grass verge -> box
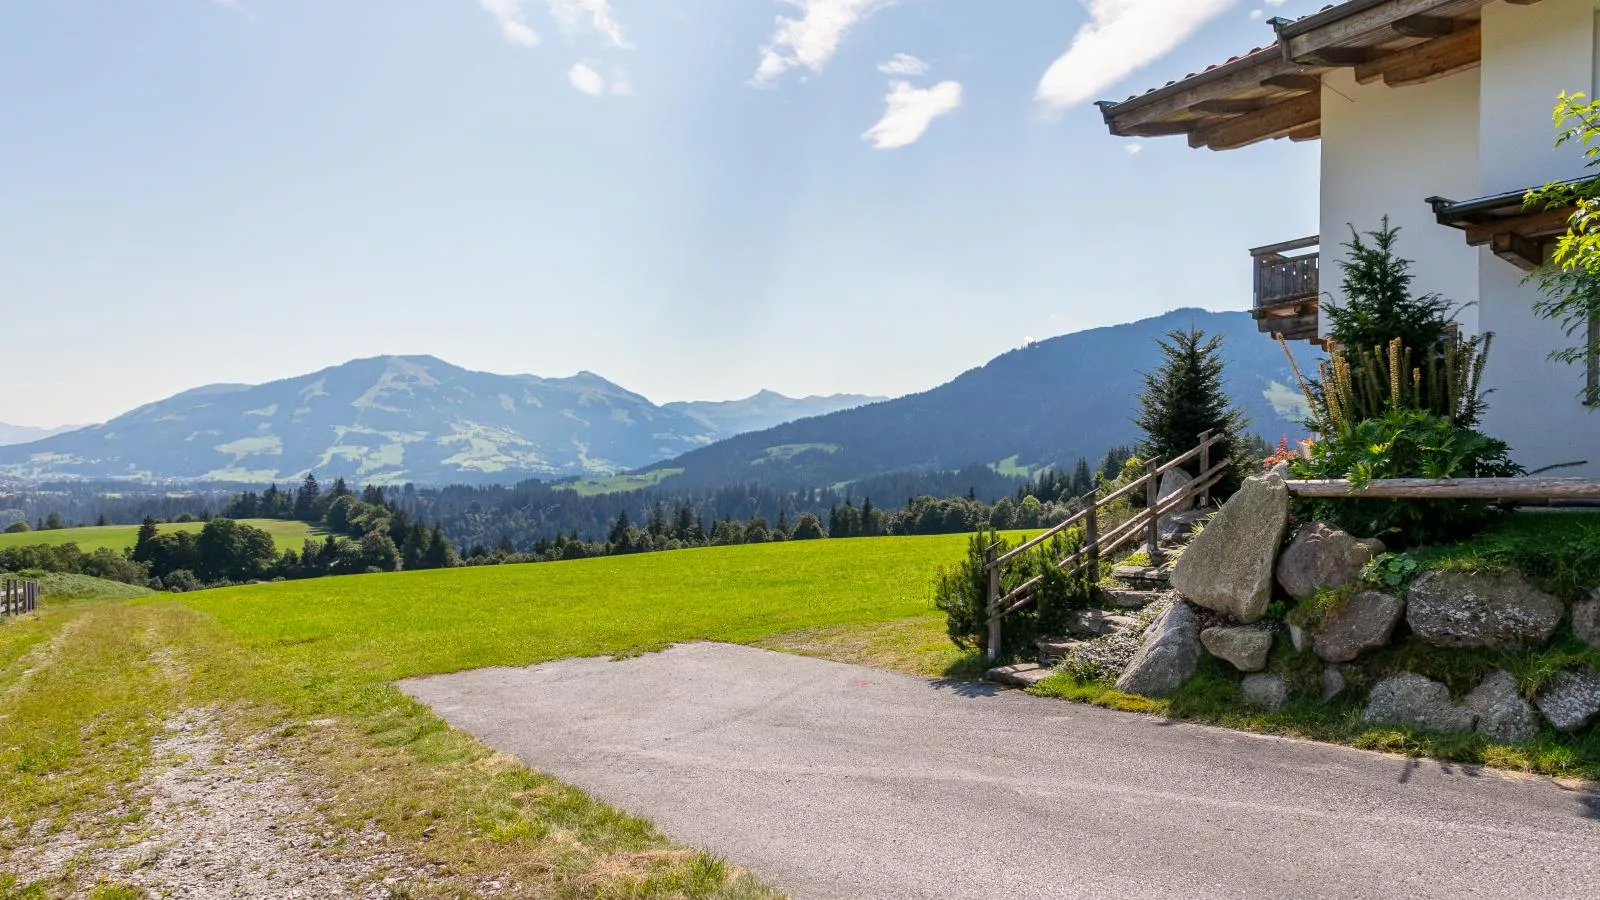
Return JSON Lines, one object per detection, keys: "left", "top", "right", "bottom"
{"left": 1028, "top": 652, "right": 1600, "bottom": 782}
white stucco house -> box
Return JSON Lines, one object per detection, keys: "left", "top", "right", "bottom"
{"left": 1100, "top": 0, "right": 1599, "bottom": 475}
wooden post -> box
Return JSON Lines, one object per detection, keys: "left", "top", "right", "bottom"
{"left": 1083, "top": 490, "right": 1099, "bottom": 580}
{"left": 984, "top": 544, "right": 1001, "bottom": 664}
{"left": 1145, "top": 461, "right": 1163, "bottom": 567}
{"left": 1198, "top": 429, "right": 1213, "bottom": 509}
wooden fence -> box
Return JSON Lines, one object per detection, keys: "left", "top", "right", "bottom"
{"left": 2, "top": 578, "right": 40, "bottom": 618}
{"left": 1285, "top": 477, "right": 1600, "bottom": 501}
{"left": 983, "top": 432, "right": 1227, "bottom": 662}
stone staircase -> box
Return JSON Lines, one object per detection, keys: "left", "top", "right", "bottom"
{"left": 984, "top": 511, "right": 1208, "bottom": 688}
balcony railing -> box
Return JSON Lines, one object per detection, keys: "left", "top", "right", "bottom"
{"left": 1250, "top": 236, "right": 1320, "bottom": 342}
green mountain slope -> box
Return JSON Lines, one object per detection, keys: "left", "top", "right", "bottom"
{"left": 0, "top": 356, "right": 722, "bottom": 484}
{"left": 641, "top": 308, "right": 1321, "bottom": 489}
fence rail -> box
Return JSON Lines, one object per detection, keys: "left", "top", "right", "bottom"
{"left": 2, "top": 578, "right": 40, "bottom": 618}
{"left": 983, "top": 432, "right": 1225, "bottom": 662}
{"left": 1285, "top": 477, "right": 1600, "bottom": 501}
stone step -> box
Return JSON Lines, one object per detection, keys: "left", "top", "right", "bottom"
{"left": 1095, "top": 587, "right": 1168, "bottom": 609}
{"left": 1107, "top": 560, "right": 1171, "bottom": 582}
{"left": 985, "top": 663, "right": 1053, "bottom": 688}
{"left": 1035, "top": 637, "right": 1081, "bottom": 666}
{"left": 1064, "top": 609, "right": 1143, "bottom": 638}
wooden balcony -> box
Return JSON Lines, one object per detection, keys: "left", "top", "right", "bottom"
{"left": 1251, "top": 236, "right": 1320, "bottom": 343}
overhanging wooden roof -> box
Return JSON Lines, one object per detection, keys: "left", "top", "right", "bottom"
{"left": 1099, "top": 0, "right": 1541, "bottom": 151}
{"left": 1429, "top": 180, "right": 1585, "bottom": 270}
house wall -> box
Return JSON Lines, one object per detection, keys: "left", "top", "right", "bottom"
{"left": 1476, "top": 0, "right": 1600, "bottom": 474}
{"left": 1318, "top": 67, "right": 1481, "bottom": 337}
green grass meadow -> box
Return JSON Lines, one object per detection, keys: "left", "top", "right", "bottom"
{"left": 2, "top": 531, "right": 1021, "bottom": 897}
{"left": 183, "top": 532, "right": 1022, "bottom": 680}
{"left": 0, "top": 519, "right": 320, "bottom": 554}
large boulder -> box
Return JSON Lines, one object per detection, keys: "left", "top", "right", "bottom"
{"left": 1114, "top": 602, "right": 1201, "bottom": 698}
{"left": 1406, "top": 571, "right": 1564, "bottom": 649}
{"left": 1573, "top": 591, "right": 1600, "bottom": 652}
{"left": 1200, "top": 626, "right": 1273, "bottom": 672}
{"left": 1241, "top": 673, "right": 1290, "bottom": 711}
{"left": 1362, "top": 673, "right": 1476, "bottom": 734}
{"left": 1463, "top": 670, "right": 1540, "bottom": 744}
{"left": 1534, "top": 668, "right": 1600, "bottom": 734}
{"left": 1169, "top": 473, "right": 1289, "bottom": 624}
{"left": 1313, "top": 590, "right": 1405, "bottom": 663}
{"left": 1276, "top": 522, "right": 1384, "bottom": 600}
{"left": 1157, "top": 467, "right": 1195, "bottom": 512}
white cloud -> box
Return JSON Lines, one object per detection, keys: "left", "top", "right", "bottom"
{"left": 877, "top": 53, "right": 930, "bottom": 76}
{"left": 480, "top": 0, "right": 541, "bottom": 47}
{"left": 1249, "top": 9, "right": 1265, "bottom": 20}
{"left": 544, "top": 0, "right": 631, "bottom": 48}
{"left": 1124, "top": 143, "right": 1143, "bottom": 154}
{"left": 567, "top": 61, "right": 633, "bottom": 97}
{"left": 863, "top": 80, "right": 963, "bottom": 150}
{"left": 754, "top": 0, "right": 890, "bottom": 87}
{"left": 1036, "top": 0, "right": 1239, "bottom": 110}
{"left": 568, "top": 62, "right": 607, "bottom": 96}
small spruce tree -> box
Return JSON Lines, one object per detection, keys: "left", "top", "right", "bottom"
{"left": 1326, "top": 218, "right": 1453, "bottom": 355}
{"left": 1134, "top": 326, "right": 1249, "bottom": 497}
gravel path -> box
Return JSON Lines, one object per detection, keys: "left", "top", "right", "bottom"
{"left": 10, "top": 711, "right": 477, "bottom": 898}
{"left": 400, "top": 642, "right": 1600, "bottom": 900}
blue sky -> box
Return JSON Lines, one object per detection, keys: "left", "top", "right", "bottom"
{"left": 1, "top": 0, "right": 1325, "bottom": 426}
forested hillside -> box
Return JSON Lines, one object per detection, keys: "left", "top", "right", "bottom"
{"left": 641, "top": 309, "right": 1319, "bottom": 490}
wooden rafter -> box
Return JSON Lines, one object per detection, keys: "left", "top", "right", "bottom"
{"left": 1462, "top": 206, "right": 1574, "bottom": 246}
{"left": 1354, "top": 24, "right": 1481, "bottom": 87}
{"left": 1190, "top": 91, "right": 1320, "bottom": 151}
{"left": 1278, "top": 0, "right": 1488, "bottom": 64}
{"left": 1491, "top": 232, "right": 1545, "bottom": 271}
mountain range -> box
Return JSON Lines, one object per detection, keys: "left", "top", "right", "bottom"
{"left": 638, "top": 308, "right": 1320, "bottom": 490}
{"left": 0, "top": 422, "right": 80, "bottom": 447}
{"left": 0, "top": 308, "right": 1319, "bottom": 487}
{"left": 0, "top": 359, "right": 875, "bottom": 484}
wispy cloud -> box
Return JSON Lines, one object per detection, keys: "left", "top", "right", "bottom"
{"left": 567, "top": 61, "right": 632, "bottom": 97}
{"left": 480, "top": 0, "right": 542, "bottom": 47}
{"left": 545, "top": 0, "right": 631, "bottom": 48}
{"left": 877, "top": 53, "right": 929, "bottom": 76}
{"left": 1036, "top": 0, "right": 1238, "bottom": 110}
{"left": 569, "top": 62, "right": 606, "bottom": 96}
{"left": 753, "top": 0, "right": 890, "bottom": 87}
{"left": 863, "top": 80, "right": 963, "bottom": 150}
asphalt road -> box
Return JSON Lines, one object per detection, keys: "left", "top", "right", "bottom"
{"left": 399, "top": 643, "right": 1600, "bottom": 900}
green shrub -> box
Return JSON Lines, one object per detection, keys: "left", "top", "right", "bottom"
{"left": 935, "top": 530, "right": 1091, "bottom": 662}
{"left": 1361, "top": 552, "right": 1420, "bottom": 593}
{"left": 1289, "top": 408, "right": 1522, "bottom": 545}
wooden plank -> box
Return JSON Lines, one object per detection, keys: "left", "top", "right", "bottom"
{"left": 1104, "top": 52, "right": 1308, "bottom": 133}
{"left": 1191, "top": 98, "right": 1268, "bottom": 115}
{"left": 1286, "top": 477, "right": 1600, "bottom": 500}
{"left": 1462, "top": 206, "right": 1575, "bottom": 246}
{"left": 1491, "top": 231, "right": 1545, "bottom": 271}
{"left": 1261, "top": 74, "right": 1322, "bottom": 92}
{"left": 1288, "top": 123, "right": 1322, "bottom": 142}
{"left": 1191, "top": 91, "right": 1320, "bottom": 151}
{"left": 1281, "top": 0, "right": 1478, "bottom": 64}
{"left": 1355, "top": 24, "right": 1480, "bottom": 87}
{"left": 1393, "top": 15, "right": 1463, "bottom": 38}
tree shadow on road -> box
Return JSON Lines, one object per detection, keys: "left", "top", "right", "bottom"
{"left": 930, "top": 678, "right": 1002, "bottom": 699}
